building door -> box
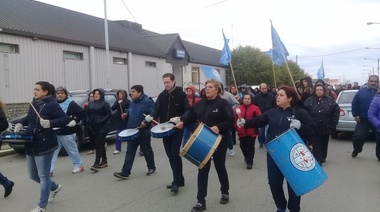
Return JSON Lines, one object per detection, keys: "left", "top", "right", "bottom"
{"left": 172, "top": 66, "right": 183, "bottom": 87}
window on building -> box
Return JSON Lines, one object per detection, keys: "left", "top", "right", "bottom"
{"left": 113, "top": 57, "right": 127, "bottom": 65}
{"left": 0, "top": 43, "right": 19, "bottom": 53}
{"left": 145, "top": 61, "right": 156, "bottom": 68}
{"left": 63, "top": 51, "right": 83, "bottom": 60}
{"left": 191, "top": 67, "right": 200, "bottom": 84}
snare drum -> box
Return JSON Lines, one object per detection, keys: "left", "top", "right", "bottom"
{"left": 118, "top": 129, "right": 139, "bottom": 141}
{"left": 150, "top": 122, "right": 176, "bottom": 138}
{"left": 1, "top": 132, "right": 32, "bottom": 142}
{"left": 180, "top": 123, "right": 221, "bottom": 169}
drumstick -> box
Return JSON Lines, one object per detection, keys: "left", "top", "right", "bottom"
{"left": 235, "top": 108, "right": 241, "bottom": 121}
{"left": 29, "top": 102, "right": 43, "bottom": 120}
{"left": 143, "top": 113, "right": 165, "bottom": 130}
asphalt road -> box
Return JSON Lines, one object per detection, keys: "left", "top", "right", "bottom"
{"left": 0, "top": 133, "right": 379, "bottom": 212}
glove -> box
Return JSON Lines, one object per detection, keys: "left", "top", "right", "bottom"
{"left": 67, "top": 120, "right": 76, "bottom": 127}
{"left": 14, "top": 123, "right": 23, "bottom": 132}
{"left": 145, "top": 115, "right": 153, "bottom": 122}
{"left": 236, "top": 119, "right": 246, "bottom": 128}
{"left": 169, "top": 117, "right": 181, "bottom": 124}
{"left": 40, "top": 118, "right": 50, "bottom": 128}
{"left": 290, "top": 119, "right": 301, "bottom": 129}
{"left": 118, "top": 100, "right": 123, "bottom": 104}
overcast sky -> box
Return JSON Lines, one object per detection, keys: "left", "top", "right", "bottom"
{"left": 38, "top": 0, "right": 380, "bottom": 85}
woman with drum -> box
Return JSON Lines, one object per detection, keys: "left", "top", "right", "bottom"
{"left": 237, "top": 85, "right": 313, "bottom": 212}
{"left": 303, "top": 84, "right": 340, "bottom": 165}
{"left": 177, "top": 78, "right": 234, "bottom": 212}
{"left": 14, "top": 81, "right": 69, "bottom": 212}
{"left": 113, "top": 85, "right": 156, "bottom": 179}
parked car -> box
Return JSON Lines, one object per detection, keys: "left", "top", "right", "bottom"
{"left": 2, "top": 89, "right": 119, "bottom": 154}
{"left": 331, "top": 89, "right": 358, "bottom": 138}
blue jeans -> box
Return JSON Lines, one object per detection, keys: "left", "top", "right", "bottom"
{"left": 51, "top": 133, "right": 83, "bottom": 172}
{"left": 27, "top": 152, "right": 59, "bottom": 208}
{"left": 121, "top": 128, "right": 155, "bottom": 174}
{"left": 0, "top": 171, "right": 11, "bottom": 188}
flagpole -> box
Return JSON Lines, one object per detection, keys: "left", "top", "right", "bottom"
{"left": 271, "top": 60, "right": 277, "bottom": 89}
{"left": 229, "top": 61, "right": 238, "bottom": 90}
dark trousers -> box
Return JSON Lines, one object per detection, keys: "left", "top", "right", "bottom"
{"left": 311, "top": 134, "right": 330, "bottom": 164}
{"left": 163, "top": 129, "right": 185, "bottom": 186}
{"left": 94, "top": 133, "right": 107, "bottom": 164}
{"left": 352, "top": 121, "right": 376, "bottom": 153}
{"left": 122, "top": 129, "right": 155, "bottom": 174}
{"left": 375, "top": 132, "right": 380, "bottom": 157}
{"left": 231, "top": 128, "right": 237, "bottom": 145}
{"left": 267, "top": 153, "right": 300, "bottom": 212}
{"left": 258, "top": 127, "right": 266, "bottom": 145}
{"left": 239, "top": 136, "right": 256, "bottom": 165}
{"left": 197, "top": 141, "right": 229, "bottom": 205}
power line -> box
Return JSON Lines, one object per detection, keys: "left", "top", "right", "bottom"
{"left": 204, "top": 0, "right": 229, "bottom": 8}
{"left": 121, "top": 0, "right": 137, "bottom": 22}
{"left": 298, "top": 43, "right": 380, "bottom": 58}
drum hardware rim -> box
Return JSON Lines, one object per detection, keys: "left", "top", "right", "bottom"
{"left": 199, "top": 135, "right": 221, "bottom": 169}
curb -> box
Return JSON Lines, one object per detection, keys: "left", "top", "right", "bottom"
{"left": 0, "top": 148, "right": 15, "bottom": 157}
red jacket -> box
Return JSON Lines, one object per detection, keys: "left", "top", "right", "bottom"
{"left": 234, "top": 104, "right": 261, "bottom": 137}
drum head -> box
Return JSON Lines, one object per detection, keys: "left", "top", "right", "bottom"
{"left": 119, "top": 129, "right": 139, "bottom": 137}
{"left": 151, "top": 123, "right": 175, "bottom": 133}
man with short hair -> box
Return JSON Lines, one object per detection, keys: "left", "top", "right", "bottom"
{"left": 351, "top": 75, "right": 379, "bottom": 158}
{"left": 252, "top": 83, "right": 276, "bottom": 147}
{"left": 145, "top": 73, "right": 190, "bottom": 193}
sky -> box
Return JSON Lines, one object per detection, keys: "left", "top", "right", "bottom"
{"left": 37, "top": 0, "right": 380, "bottom": 85}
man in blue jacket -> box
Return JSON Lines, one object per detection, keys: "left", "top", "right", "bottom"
{"left": 113, "top": 85, "right": 156, "bottom": 179}
{"left": 351, "top": 75, "right": 379, "bottom": 158}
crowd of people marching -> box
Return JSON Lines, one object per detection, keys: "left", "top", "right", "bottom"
{"left": 0, "top": 74, "right": 379, "bottom": 212}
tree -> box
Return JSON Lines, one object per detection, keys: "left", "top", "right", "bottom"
{"left": 227, "top": 45, "right": 307, "bottom": 87}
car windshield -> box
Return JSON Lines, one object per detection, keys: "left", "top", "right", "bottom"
{"left": 70, "top": 94, "right": 88, "bottom": 108}
{"left": 337, "top": 92, "right": 356, "bottom": 104}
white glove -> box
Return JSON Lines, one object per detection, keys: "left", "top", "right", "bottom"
{"left": 40, "top": 119, "right": 50, "bottom": 128}
{"left": 237, "top": 119, "right": 246, "bottom": 128}
{"left": 14, "top": 123, "right": 23, "bottom": 132}
{"left": 67, "top": 120, "right": 76, "bottom": 127}
{"left": 290, "top": 119, "right": 301, "bottom": 129}
{"left": 145, "top": 115, "right": 153, "bottom": 122}
{"left": 169, "top": 117, "right": 181, "bottom": 124}
{"left": 118, "top": 100, "right": 123, "bottom": 104}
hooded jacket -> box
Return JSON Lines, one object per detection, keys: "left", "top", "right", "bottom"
{"left": 352, "top": 85, "right": 378, "bottom": 122}
{"left": 186, "top": 86, "right": 201, "bottom": 106}
{"left": 127, "top": 93, "right": 154, "bottom": 129}
{"left": 111, "top": 89, "right": 130, "bottom": 129}
{"left": 85, "top": 89, "right": 111, "bottom": 133}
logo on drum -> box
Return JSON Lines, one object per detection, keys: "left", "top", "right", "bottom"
{"left": 289, "top": 143, "right": 315, "bottom": 171}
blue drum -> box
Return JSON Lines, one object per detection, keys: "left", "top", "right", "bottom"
{"left": 1, "top": 132, "right": 32, "bottom": 142}
{"left": 118, "top": 129, "right": 139, "bottom": 141}
{"left": 150, "top": 122, "right": 176, "bottom": 138}
{"left": 265, "top": 128, "right": 327, "bottom": 196}
{"left": 180, "top": 123, "right": 222, "bottom": 169}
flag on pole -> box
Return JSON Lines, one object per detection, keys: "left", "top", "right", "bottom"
{"left": 201, "top": 66, "right": 222, "bottom": 83}
{"left": 271, "top": 22, "right": 289, "bottom": 65}
{"left": 317, "top": 60, "right": 325, "bottom": 79}
{"left": 220, "top": 29, "right": 231, "bottom": 66}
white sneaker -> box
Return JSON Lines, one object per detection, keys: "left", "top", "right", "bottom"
{"left": 113, "top": 150, "right": 121, "bottom": 154}
{"left": 72, "top": 166, "right": 84, "bottom": 174}
{"left": 229, "top": 148, "right": 235, "bottom": 156}
{"left": 30, "top": 206, "right": 46, "bottom": 212}
{"left": 48, "top": 184, "right": 62, "bottom": 202}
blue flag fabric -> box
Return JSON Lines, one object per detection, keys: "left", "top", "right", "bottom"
{"left": 317, "top": 60, "right": 325, "bottom": 79}
{"left": 271, "top": 23, "right": 289, "bottom": 65}
{"left": 220, "top": 30, "right": 231, "bottom": 66}
{"left": 201, "top": 66, "right": 222, "bottom": 83}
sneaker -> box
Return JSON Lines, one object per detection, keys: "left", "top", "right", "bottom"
{"left": 191, "top": 203, "right": 206, "bottom": 212}
{"left": 30, "top": 206, "right": 46, "bottom": 212}
{"left": 229, "top": 148, "right": 235, "bottom": 156}
{"left": 351, "top": 150, "right": 358, "bottom": 157}
{"left": 113, "top": 150, "right": 121, "bottom": 154}
{"left": 220, "top": 194, "right": 229, "bottom": 204}
{"left": 146, "top": 168, "right": 156, "bottom": 176}
{"left": 72, "top": 166, "right": 84, "bottom": 174}
{"left": 48, "top": 184, "right": 62, "bottom": 202}
{"left": 90, "top": 164, "right": 100, "bottom": 172}
{"left": 98, "top": 161, "right": 108, "bottom": 168}
{"left": 113, "top": 172, "right": 129, "bottom": 179}
{"left": 86, "top": 150, "right": 94, "bottom": 155}
{"left": 4, "top": 181, "right": 14, "bottom": 198}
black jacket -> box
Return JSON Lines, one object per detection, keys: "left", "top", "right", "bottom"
{"left": 22, "top": 95, "right": 70, "bottom": 156}
{"left": 182, "top": 96, "right": 234, "bottom": 146}
{"left": 111, "top": 97, "right": 130, "bottom": 129}
{"left": 303, "top": 96, "right": 340, "bottom": 135}
{"left": 56, "top": 98, "right": 85, "bottom": 135}
{"left": 85, "top": 90, "right": 111, "bottom": 134}
{"left": 151, "top": 86, "right": 189, "bottom": 122}
{"left": 252, "top": 92, "right": 276, "bottom": 113}
{"left": 0, "top": 109, "right": 8, "bottom": 132}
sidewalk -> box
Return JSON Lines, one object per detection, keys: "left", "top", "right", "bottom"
{"left": 0, "top": 143, "right": 15, "bottom": 157}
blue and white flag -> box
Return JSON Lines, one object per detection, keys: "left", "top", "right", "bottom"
{"left": 271, "top": 22, "right": 289, "bottom": 66}
{"left": 201, "top": 66, "right": 222, "bottom": 83}
{"left": 317, "top": 60, "right": 325, "bottom": 79}
{"left": 220, "top": 29, "right": 231, "bottom": 66}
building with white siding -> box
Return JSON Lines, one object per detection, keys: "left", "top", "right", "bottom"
{"left": 0, "top": 0, "right": 228, "bottom": 104}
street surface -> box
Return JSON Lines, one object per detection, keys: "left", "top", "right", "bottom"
{"left": 0, "top": 133, "right": 379, "bottom": 212}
